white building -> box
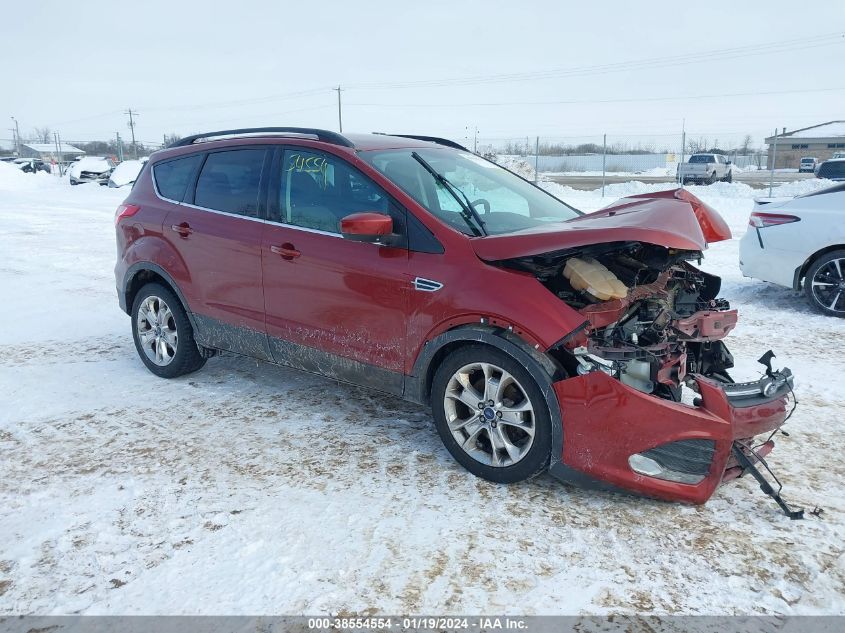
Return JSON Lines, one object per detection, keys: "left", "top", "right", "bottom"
{"left": 19, "top": 143, "right": 85, "bottom": 163}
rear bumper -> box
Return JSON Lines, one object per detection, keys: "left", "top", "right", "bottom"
{"left": 550, "top": 370, "right": 792, "bottom": 504}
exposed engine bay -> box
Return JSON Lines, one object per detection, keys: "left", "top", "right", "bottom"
{"left": 507, "top": 240, "right": 741, "bottom": 401}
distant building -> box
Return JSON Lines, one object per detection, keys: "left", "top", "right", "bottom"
{"left": 765, "top": 121, "right": 845, "bottom": 169}
{"left": 19, "top": 143, "right": 85, "bottom": 163}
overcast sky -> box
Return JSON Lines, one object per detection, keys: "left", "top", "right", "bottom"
{"left": 2, "top": 0, "right": 843, "bottom": 151}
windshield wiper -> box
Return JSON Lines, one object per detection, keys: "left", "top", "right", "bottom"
{"left": 411, "top": 151, "right": 488, "bottom": 237}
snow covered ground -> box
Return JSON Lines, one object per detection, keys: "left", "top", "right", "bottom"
{"left": 0, "top": 164, "right": 843, "bottom": 616}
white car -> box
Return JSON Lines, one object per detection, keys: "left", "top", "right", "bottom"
{"left": 739, "top": 183, "right": 845, "bottom": 317}
{"left": 68, "top": 156, "right": 114, "bottom": 185}
{"left": 107, "top": 158, "right": 147, "bottom": 188}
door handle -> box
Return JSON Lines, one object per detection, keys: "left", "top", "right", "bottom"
{"left": 171, "top": 222, "right": 193, "bottom": 237}
{"left": 270, "top": 243, "right": 301, "bottom": 260}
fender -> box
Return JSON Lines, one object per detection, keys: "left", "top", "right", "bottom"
{"left": 120, "top": 261, "right": 199, "bottom": 332}
{"left": 117, "top": 229, "right": 192, "bottom": 309}
{"left": 404, "top": 324, "right": 564, "bottom": 469}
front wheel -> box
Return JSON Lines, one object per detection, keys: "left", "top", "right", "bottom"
{"left": 131, "top": 282, "right": 207, "bottom": 377}
{"left": 724, "top": 170, "right": 733, "bottom": 183}
{"left": 805, "top": 250, "right": 845, "bottom": 318}
{"left": 431, "top": 345, "right": 553, "bottom": 483}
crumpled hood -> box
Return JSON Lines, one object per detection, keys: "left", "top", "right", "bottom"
{"left": 472, "top": 188, "right": 731, "bottom": 262}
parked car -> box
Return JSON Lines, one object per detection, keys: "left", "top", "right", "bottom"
{"left": 13, "top": 158, "right": 50, "bottom": 173}
{"left": 108, "top": 158, "right": 147, "bottom": 188}
{"left": 68, "top": 156, "right": 114, "bottom": 185}
{"left": 740, "top": 182, "right": 845, "bottom": 317}
{"left": 798, "top": 157, "right": 818, "bottom": 173}
{"left": 114, "top": 128, "right": 800, "bottom": 516}
{"left": 831, "top": 152, "right": 845, "bottom": 159}
{"left": 815, "top": 158, "right": 845, "bottom": 181}
{"left": 678, "top": 153, "right": 733, "bottom": 184}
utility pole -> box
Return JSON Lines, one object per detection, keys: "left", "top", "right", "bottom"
{"left": 333, "top": 86, "right": 343, "bottom": 133}
{"left": 54, "top": 132, "right": 64, "bottom": 176}
{"left": 601, "top": 133, "right": 607, "bottom": 197}
{"left": 534, "top": 136, "right": 540, "bottom": 183}
{"left": 124, "top": 108, "right": 139, "bottom": 159}
{"left": 116, "top": 132, "right": 124, "bottom": 162}
{"left": 678, "top": 118, "right": 686, "bottom": 184}
{"left": 768, "top": 127, "right": 780, "bottom": 197}
{"left": 11, "top": 116, "right": 21, "bottom": 155}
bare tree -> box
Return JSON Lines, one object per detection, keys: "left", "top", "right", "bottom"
{"left": 33, "top": 127, "right": 52, "bottom": 144}
{"left": 740, "top": 134, "right": 753, "bottom": 155}
{"left": 163, "top": 133, "right": 182, "bottom": 147}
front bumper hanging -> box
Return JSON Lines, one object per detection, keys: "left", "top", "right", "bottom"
{"left": 551, "top": 354, "right": 803, "bottom": 517}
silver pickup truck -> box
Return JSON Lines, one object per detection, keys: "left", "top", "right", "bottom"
{"left": 678, "top": 153, "right": 733, "bottom": 184}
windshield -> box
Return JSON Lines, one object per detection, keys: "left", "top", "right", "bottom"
{"left": 360, "top": 148, "right": 581, "bottom": 236}
{"left": 689, "top": 155, "right": 714, "bottom": 163}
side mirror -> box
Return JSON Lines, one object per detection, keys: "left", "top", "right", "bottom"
{"left": 726, "top": 160, "right": 732, "bottom": 165}
{"left": 340, "top": 212, "right": 394, "bottom": 244}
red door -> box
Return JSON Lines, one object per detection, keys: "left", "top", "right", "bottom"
{"left": 163, "top": 147, "right": 270, "bottom": 357}
{"left": 261, "top": 147, "right": 409, "bottom": 392}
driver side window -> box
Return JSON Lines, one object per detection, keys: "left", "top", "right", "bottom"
{"left": 280, "top": 149, "right": 402, "bottom": 235}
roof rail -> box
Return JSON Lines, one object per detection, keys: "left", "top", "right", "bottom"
{"left": 373, "top": 133, "right": 469, "bottom": 152}
{"left": 169, "top": 127, "right": 354, "bottom": 148}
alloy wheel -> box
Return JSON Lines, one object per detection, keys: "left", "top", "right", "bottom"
{"left": 443, "top": 362, "right": 535, "bottom": 467}
{"left": 811, "top": 257, "right": 845, "bottom": 314}
{"left": 136, "top": 295, "right": 178, "bottom": 366}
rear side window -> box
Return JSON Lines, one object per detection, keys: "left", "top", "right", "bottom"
{"left": 689, "top": 155, "right": 713, "bottom": 163}
{"left": 153, "top": 154, "right": 202, "bottom": 201}
{"left": 194, "top": 149, "right": 266, "bottom": 217}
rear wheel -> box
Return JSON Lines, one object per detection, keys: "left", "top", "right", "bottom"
{"left": 708, "top": 171, "right": 717, "bottom": 185}
{"left": 431, "top": 345, "right": 552, "bottom": 483}
{"left": 131, "top": 283, "right": 207, "bottom": 377}
{"left": 804, "top": 250, "right": 845, "bottom": 318}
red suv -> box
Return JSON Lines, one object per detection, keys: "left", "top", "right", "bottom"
{"left": 115, "top": 128, "right": 800, "bottom": 516}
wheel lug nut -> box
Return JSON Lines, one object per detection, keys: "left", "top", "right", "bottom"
{"left": 478, "top": 403, "right": 485, "bottom": 409}
{"left": 487, "top": 400, "right": 494, "bottom": 406}
{"left": 496, "top": 411, "right": 502, "bottom": 418}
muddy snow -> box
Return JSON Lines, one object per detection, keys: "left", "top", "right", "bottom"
{"left": 0, "top": 165, "right": 843, "bottom": 615}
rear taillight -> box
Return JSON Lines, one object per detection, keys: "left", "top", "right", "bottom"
{"left": 114, "top": 203, "right": 140, "bottom": 226}
{"left": 749, "top": 212, "right": 800, "bottom": 228}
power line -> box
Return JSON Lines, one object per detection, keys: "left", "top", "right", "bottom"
{"left": 346, "top": 31, "right": 844, "bottom": 90}
{"left": 346, "top": 85, "right": 845, "bottom": 109}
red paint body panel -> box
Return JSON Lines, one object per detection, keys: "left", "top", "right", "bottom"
{"left": 472, "top": 197, "right": 708, "bottom": 262}
{"left": 554, "top": 372, "right": 789, "bottom": 504}
{"left": 621, "top": 188, "right": 732, "bottom": 244}
{"left": 163, "top": 205, "right": 265, "bottom": 332}
{"left": 262, "top": 223, "right": 409, "bottom": 371}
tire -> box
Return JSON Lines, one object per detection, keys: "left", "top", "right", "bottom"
{"left": 430, "top": 344, "right": 553, "bottom": 484}
{"left": 804, "top": 250, "right": 845, "bottom": 318}
{"left": 131, "top": 282, "right": 207, "bottom": 377}
{"left": 708, "top": 171, "right": 717, "bottom": 185}
{"left": 724, "top": 170, "right": 733, "bottom": 183}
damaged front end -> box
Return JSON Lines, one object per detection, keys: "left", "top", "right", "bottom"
{"left": 499, "top": 221, "right": 800, "bottom": 516}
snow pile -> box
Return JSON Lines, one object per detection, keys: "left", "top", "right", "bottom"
{"left": 0, "top": 161, "right": 62, "bottom": 192}
{"left": 494, "top": 155, "right": 536, "bottom": 180}
{"left": 541, "top": 177, "right": 838, "bottom": 205}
